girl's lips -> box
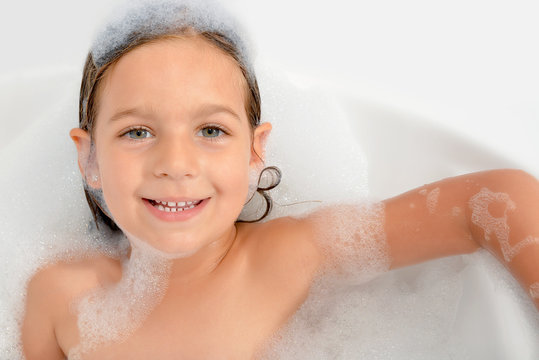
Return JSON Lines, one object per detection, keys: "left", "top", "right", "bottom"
{"left": 143, "top": 197, "right": 209, "bottom": 222}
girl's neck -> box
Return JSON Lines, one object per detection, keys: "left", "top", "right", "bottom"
{"left": 124, "top": 225, "right": 239, "bottom": 286}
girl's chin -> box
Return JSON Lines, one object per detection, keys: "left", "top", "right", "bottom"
{"left": 123, "top": 230, "right": 202, "bottom": 260}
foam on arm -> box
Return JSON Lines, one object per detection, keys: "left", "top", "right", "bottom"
{"left": 384, "top": 169, "right": 539, "bottom": 309}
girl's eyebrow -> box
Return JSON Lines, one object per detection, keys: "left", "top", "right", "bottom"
{"left": 108, "top": 104, "right": 241, "bottom": 123}
{"left": 108, "top": 107, "right": 155, "bottom": 123}
{"left": 195, "top": 103, "right": 241, "bottom": 122}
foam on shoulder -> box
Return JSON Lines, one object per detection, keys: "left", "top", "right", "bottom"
{"left": 69, "top": 241, "right": 171, "bottom": 358}
{"left": 304, "top": 202, "right": 390, "bottom": 285}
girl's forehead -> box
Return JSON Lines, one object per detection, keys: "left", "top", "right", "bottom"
{"left": 104, "top": 37, "right": 246, "bottom": 104}
{"left": 111, "top": 36, "right": 244, "bottom": 84}
{"left": 96, "top": 36, "right": 248, "bottom": 123}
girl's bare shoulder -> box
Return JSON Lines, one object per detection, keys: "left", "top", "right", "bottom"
{"left": 28, "top": 254, "right": 122, "bottom": 301}
{"left": 22, "top": 254, "right": 122, "bottom": 359}
{"left": 24, "top": 254, "right": 122, "bottom": 326}
{"left": 237, "top": 216, "right": 323, "bottom": 285}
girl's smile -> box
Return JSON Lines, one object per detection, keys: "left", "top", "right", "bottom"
{"left": 143, "top": 197, "right": 209, "bottom": 222}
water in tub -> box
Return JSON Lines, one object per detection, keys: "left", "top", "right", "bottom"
{"left": 1, "top": 0, "right": 538, "bottom": 359}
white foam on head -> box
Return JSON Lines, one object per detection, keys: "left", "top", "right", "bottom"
{"left": 69, "top": 241, "right": 171, "bottom": 358}
{"left": 452, "top": 206, "right": 462, "bottom": 217}
{"left": 469, "top": 187, "right": 539, "bottom": 262}
{"left": 91, "top": 0, "right": 253, "bottom": 73}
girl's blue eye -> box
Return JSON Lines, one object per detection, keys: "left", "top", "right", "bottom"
{"left": 200, "top": 127, "right": 222, "bottom": 138}
{"left": 126, "top": 128, "right": 152, "bottom": 139}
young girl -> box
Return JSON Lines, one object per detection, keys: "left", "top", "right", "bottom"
{"left": 20, "top": 0, "right": 539, "bottom": 358}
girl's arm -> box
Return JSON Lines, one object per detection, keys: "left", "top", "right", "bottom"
{"left": 21, "top": 269, "right": 67, "bottom": 360}
{"left": 383, "top": 169, "right": 539, "bottom": 309}
{"left": 300, "top": 169, "right": 538, "bottom": 309}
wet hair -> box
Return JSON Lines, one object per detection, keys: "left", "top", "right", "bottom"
{"left": 78, "top": 19, "right": 280, "bottom": 231}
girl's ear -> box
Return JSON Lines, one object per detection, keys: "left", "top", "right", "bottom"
{"left": 69, "top": 128, "right": 101, "bottom": 189}
{"left": 250, "top": 122, "right": 272, "bottom": 167}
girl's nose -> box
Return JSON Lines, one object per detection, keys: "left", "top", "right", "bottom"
{"left": 151, "top": 134, "right": 200, "bottom": 180}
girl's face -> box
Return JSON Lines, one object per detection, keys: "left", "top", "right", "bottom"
{"left": 74, "top": 36, "right": 269, "bottom": 256}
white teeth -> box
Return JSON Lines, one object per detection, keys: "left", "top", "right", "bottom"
{"left": 155, "top": 200, "right": 193, "bottom": 207}
{"left": 152, "top": 199, "right": 202, "bottom": 212}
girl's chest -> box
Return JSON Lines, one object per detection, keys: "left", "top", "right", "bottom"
{"left": 62, "top": 270, "right": 310, "bottom": 359}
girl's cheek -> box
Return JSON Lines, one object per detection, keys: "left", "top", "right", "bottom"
{"left": 217, "top": 154, "right": 250, "bottom": 192}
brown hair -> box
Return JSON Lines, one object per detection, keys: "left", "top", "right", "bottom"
{"left": 78, "top": 29, "right": 279, "bottom": 231}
